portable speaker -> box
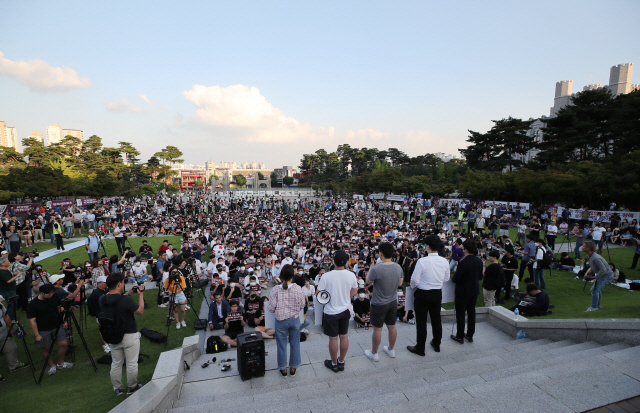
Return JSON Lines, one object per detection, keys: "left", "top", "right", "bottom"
{"left": 236, "top": 332, "right": 265, "bottom": 381}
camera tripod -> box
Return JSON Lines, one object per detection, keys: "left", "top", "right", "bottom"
{"left": 96, "top": 232, "right": 110, "bottom": 259}
{"left": 37, "top": 300, "right": 98, "bottom": 385}
{"left": 185, "top": 261, "right": 210, "bottom": 306}
{"left": 0, "top": 296, "right": 37, "bottom": 384}
{"left": 164, "top": 278, "right": 203, "bottom": 346}
{"left": 556, "top": 231, "right": 574, "bottom": 259}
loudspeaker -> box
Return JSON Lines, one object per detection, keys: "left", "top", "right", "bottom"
{"left": 236, "top": 332, "right": 265, "bottom": 381}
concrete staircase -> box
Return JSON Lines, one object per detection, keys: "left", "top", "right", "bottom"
{"left": 168, "top": 320, "right": 640, "bottom": 413}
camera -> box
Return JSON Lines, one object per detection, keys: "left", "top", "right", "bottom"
{"left": 169, "top": 269, "right": 182, "bottom": 282}
{"left": 26, "top": 248, "right": 40, "bottom": 258}
{"left": 124, "top": 250, "right": 136, "bottom": 259}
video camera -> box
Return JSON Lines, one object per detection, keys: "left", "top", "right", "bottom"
{"left": 169, "top": 269, "right": 182, "bottom": 282}
{"left": 25, "top": 248, "right": 40, "bottom": 258}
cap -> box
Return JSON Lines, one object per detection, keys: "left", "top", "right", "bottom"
{"left": 49, "top": 274, "right": 65, "bottom": 284}
{"left": 97, "top": 275, "right": 107, "bottom": 283}
{"left": 333, "top": 250, "right": 349, "bottom": 266}
{"left": 1, "top": 250, "right": 7, "bottom": 255}
{"left": 89, "top": 229, "right": 95, "bottom": 233}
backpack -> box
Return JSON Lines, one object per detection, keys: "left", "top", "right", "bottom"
{"left": 539, "top": 248, "right": 553, "bottom": 270}
{"left": 206, "top": 335, "right": 225, "bottom": 354}
{"left": 98, "top": 295, "right": 127, "bottom": 344}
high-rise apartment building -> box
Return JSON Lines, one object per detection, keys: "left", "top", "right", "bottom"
{"left": 29, "top": 131, "right": 44, "bottom": 143}
{"left": 46, "top": 123, "right": 84, "bottom": 145}
{"left": 0, "top": 122, "right": 20, "bottom": 152}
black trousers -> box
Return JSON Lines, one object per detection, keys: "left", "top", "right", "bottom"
{"left": 496, "top": 272, "right": 514, "bottom": 301}
{"left": 414, "top": 289, "right": 443, "bottom": 349}
{"left": 55, "top": 234, "right": 64, "bottom": 250}
{"left": 519, "top": 260, "right": 533, "bottom": 281}
{"left": 546, "top": 235, "right": 557, "bottom": 250}
{"left": 454, "top": 295, "right": 477, "bottom": 339}
{"left": 631, "top": 253, "right": 639, "bottom": 269}
{"left": 115, "top": 237, "right": 125, "bottom": 255}
{"left": 16, "top": 278, "right": 29, "bottom": 311}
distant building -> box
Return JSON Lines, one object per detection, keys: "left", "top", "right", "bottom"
{"left": 171, "top": 163, "right": 205, "bottom": 171}
{"left": 273, "top": 166, "right": 295, "bottom": 179}
{"left": 433, "top": 152, "right": 459, "bottom": 163}
{"left": 0, "top": 122, "right": 19, "bottom": 152}
{"left": 46, "top": 123, "right": 84, "bottom": 145}
{"left": 179, "top": 170, "right": 208, "bottom": 191}
{"left": 29, "top": 131, "right": 44, "bottom": 144}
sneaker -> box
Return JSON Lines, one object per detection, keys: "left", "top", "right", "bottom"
{"left": 56, "top": 362, "right": 74, "bottom": 369}
{"left": 364, "top": 350, "right": 379, "bottom": 361}
{"left": 585, "top": 307, "right": 598, "bottom": 312}
{"left": 114, "top": 388, "right": 125, "bottom": 396}
{"left": 408, "top": 319, "right": 415, "bottom": 325}
{"left": 383, "top": 345, "right": 396, "bottom": 358}
{"left": 302, "top": 328, "right": 309, "bottom": 334}
{"left": 289, "top": 368, "right": 297, "bottom": 377}
{"left": 47, "top": 366, "right": 57, "bottom": 375}
{"left": 575, "top": 276, "right": 579, "bottom": 280}
{"left": 337, "top": 360, "right": 345, "bottom": 371}
{"left": 176, "top": 322, "right": 181, "bottom": 330}
{"left": 181, "top": 320, "right": 187, "bottom": 327}
{"left": 9, "top": 362, "right": 30, "bottom": 372}
{"left": 185, "top": 305, "right": 191, "bottom": 310}
{"left": 324, "top": 359, "right": 340, "bottom": 373}
{"left": 127, "top": 384, "right": 143, "bottom": 395}
{"left": 102, "top": 344, "right": 111, "bottom": 353}
{"left": 158, "top": 303, "right": 168, "bottom": 308}
{"left": 279, "top": 369, "right": 288, "bottom": 378}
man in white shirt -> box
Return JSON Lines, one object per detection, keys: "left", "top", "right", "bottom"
{"left": 317, "top": 250, "right": 358, "bottom": 373}
{"left": 591, "top": 222, "right": 606, "bottom": 254}
{"left": 407, "top": 235, "right": 450, "bottom": 355}
{"left": 113, "top": 223, "right": 126, "bottom": 255}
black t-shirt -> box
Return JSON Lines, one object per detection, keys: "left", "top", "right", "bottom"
{"left": 223, "top": 286, "right": 242, "bottom": 300}
{"left": 99, "top": 293, "right": 139, "bottom": 334}
{"left": 560, "top": 256, "right": 576, "bottom": 266}
{"left": 55, "top": 286, "right": 69, "bottom": 301}
{"left": 483, "top": 263, "right": 504, "bottom": 291}
{"left": 353, "top": 298, "right": 370, "bottom": 317}
{"left": 244, "top": 296, "right": 261, "bottom": 314}
{"left": 530, "top": 224, "right": 540, "bottom": 238}
{"left": 27, "top": 295, "right": 62, "bottom": 331}
{"left": 501, "top": 256, "right": 519, "bottom": 277}
{"left": 89, "top": 287, "right": 108, "bottom": 316}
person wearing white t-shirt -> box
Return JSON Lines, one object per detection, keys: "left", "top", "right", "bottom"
{"left": 546, "top": 221, "right": 558, "bottom": 251}
{"left": 591, "top": 222, "right": 606, "bottom": 253}
{"left": 316, "top": 250, "right": 358, "bottom": 373}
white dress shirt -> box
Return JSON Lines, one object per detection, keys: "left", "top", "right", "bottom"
{"left": 410, "top": 253, "right": 451, "bottom": 290}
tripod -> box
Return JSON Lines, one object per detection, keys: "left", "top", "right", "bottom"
{"left": 0, "top": 297, "right": 37, "bottom": 384}
{"left": 163, "top": 275, "right": 203, "bottom": 346}
{"left": 37, "top": 300, "right": 98, "bottom": 385}
{"left": 186, "top": 261, "right": 210, "bottom": 307}
{"left": 97, "top": 233, "right": 110, "bottom": 258}
{"left": 557, "top": 232, "right": 574, "bottom": 259}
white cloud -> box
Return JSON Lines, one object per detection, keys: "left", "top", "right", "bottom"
{"left": 0, "top": 51, "right": 90, "bottom": 92}
{"left": 183, "top": 84, "right": 334, "bottom": 143}
{"left": 138, "top": 94, "right": 152, "bottom": 105}
{"left": 104, "top": 98, "right": 143, "bottom": 113}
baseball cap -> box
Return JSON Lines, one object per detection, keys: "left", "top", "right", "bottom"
{"left": 96, "top": 275, "right": 107, "bottom": 283}
{"left": 333, "top": 250, "right": 349, "bottom": 266}
{"left": 49, "top": 274, "right": 65, "bottom": 284}
{"left": 89, "top": 229, "right": 95, "bottom": 233}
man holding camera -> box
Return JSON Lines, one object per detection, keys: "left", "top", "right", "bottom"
{"left": 0, "top": 257, "right": 20, "bottom": 320}
{"left": 100, "top": 272, "right": 145, "bottom": 395}
{"left": 26, "top": 284, "right": 73, "bottom": 376}
{"left": 9, "top": 251, "right": 34, "bottom": 312}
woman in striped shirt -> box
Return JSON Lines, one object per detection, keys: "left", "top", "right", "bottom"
{"left": 268, "top": 264, "right": 305, "bottom": 378}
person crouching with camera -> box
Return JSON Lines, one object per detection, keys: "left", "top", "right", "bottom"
{"left": 164, "top": 269, "right": 188, "bottom": 329}
{"left": 26, "top": 284, "right": 73, "bottom": 376}
{"left": 99, "top": 272, "right": 144, "bottom": 396}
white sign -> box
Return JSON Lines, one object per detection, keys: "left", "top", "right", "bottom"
{"left": 264, "top": 308, "right": 305, "bottom": 329}
{"left": 387, "top": 194, "right": 406, "bottom": 202}
{"left": 369, "top": 193, "right": 385, "bottom": 200}
{"left": 313, "top": 296, "right": 324, "bottom": 325}
{"left": 404, "top": 280, "right": 455, "bottom": 311}
{"left": 353, "top": 194, "right": 364, "bottom": 200}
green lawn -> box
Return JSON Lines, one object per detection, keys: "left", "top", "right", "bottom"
{"left": 1, "top": 235, "right": 207, "bottom": 413}
{"left": 441, "top": 227, "right": 640, "bottom": 319}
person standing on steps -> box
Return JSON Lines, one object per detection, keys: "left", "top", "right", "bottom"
{"left": 317, "top": 250, "right": 358, "bottom": 373}
{"left": 450, "top": 239, "right": 483, "bottom": 345}
{"left": 406, "top": 235, "right": 450, "bottom": 355}
{"left": 363, "top": 242, "right": 404, "bottom": 361}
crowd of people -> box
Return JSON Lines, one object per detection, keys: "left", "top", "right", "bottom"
{"left": 0, "top": 192, "right": 635, "bottom": 387}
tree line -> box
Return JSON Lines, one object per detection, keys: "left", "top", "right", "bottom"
{"left": 0, "top": 135, "right": 185, "bottom": 202}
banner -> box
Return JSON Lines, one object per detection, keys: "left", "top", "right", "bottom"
{"left": 369, "top": 193, "right": 385, "bottom": 200}
{"left": 76, "top": 198, "right": 101, "bottom": 207}
{"left": 387, "top": 194, "right": 406, "bottom": 202}
{"left": 508, "top": 202, "right": 530, "bottom": 211}
{"left": 0, "top": 203, "right": 40, "bottom": 215}
{"left": 440, "top": 198, "right": 465, "bottom": 205}
{"left": 102, "top": 196, "right": 118, "bottom": 204}
{"left": 46, "top": 199, "right": 73, "bottom": 209}
{"left": 556, "top": 208, "right": 639, "bottom": 223}
{"left": 353, "top": 194, "right": 364, "bottom": 200}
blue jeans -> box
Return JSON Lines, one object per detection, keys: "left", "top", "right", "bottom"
{"left": 590, "top": 273, "right": 614, "bottom": 308}
{"left": 300, "top": 317, "right": 310, "bottom": 330}
{"left": 575, "top": 243, "right": 583, "bottom": 259}
{"left": 49, "top": 231, "right": 55, "bottom": 244}
{"left": 275, "top": 316, "right": 301, "bottom": 370}
{"left": 533, "top": 267, "right": 546, "bottom": 289}
{"left": 133, "top": 274, "right": 149, "bottom": 283}
{"left": 516, "top": 232, "right": 525, "bottom": 245}
{"left": 490, "top": 229, "right": 497, "bottom": 237}
{"left": 88, "top": 251, "right": 99, "bottom": 263}
{"left": 65, "top": 226, "right": 73, "bottom": 238}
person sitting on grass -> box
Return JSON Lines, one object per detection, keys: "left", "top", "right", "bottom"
{"left": 620, "top": 230, "right": 633, "bottom": 246}
{"left": 221, "top": 301, "right": 245, "bottom": 348}
{"left": 510, "top": 284, "right": 549, "bottom": 317}
{"left": 551, "top": 252, "right": 576, "bottom": 271}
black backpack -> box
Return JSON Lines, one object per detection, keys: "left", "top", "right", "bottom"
{"left": 206, "top": 335, "right": 225, "bottom": 354}
{"left": 98, "top": 295, "right": 127, "bottom": 345}
{"left": 539, "top": 248, "right": 553, "bottom": 270}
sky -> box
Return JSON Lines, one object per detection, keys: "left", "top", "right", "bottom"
{"left": 1, "top": 0, "right": 639, "bottom": 168}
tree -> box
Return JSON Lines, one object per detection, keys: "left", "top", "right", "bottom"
{"left": 0, "top": 146, "right": 24, "bottom": 165}
{"left": 257, "top": 172, "right": 265, "bottom": 180}
{"left": 270, "top": 172, "right": 279, "bottom": 187}
{"left": 118, "top": 141, "right": 141, "bottom": 165}
{"left": 461, "top": 117, "right": 534, "bottom": 172}
{"left": 22, "top": 138, "right": 46, "bottom": 167}
{"left": 234, "top": 174, "right": 247, "bottom": 187}
{"left": 282, "top": 176, "right": 294, "bottom": 186}
{"left": 61, "top": 135, "right": 83, "bottom": 158}
{"left": 82, "top": 135, "right": 103, "bottom": 153}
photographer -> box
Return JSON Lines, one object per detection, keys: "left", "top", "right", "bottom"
{"left": 31, "top": 264, "right": 51, "bottom": 294}
{"left": 0, "top": 296, "right": 30, "bottom": 380}
{"left": 88, "top": 275, "right": 111, "bottom": 353}
{"left": 163, "top": 268, "right": 188, "bottom": 329}
{"left": 49, "top": 274, "right": 86, "bottom": 301}
{"left": 26, "top": 284, "right": 73, "bottom": 376}
{"left": 9, "top": 251, "right": 35, "bottom": 312}
{"left": 99, "top": 272, "right": 144, "bottom": 395}
{"left": 85, "top": 229, "right": 100, "bottom": 263}
{"left": 0, "top": 257, "right": 20, "bottom": 320}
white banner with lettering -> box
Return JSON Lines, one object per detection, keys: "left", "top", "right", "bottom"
{"left": 556, "top": 208, "right": 639, "bottom": 223}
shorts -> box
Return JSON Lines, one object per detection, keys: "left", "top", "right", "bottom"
{"left": 174, "top": 291, "right": 187, "bottom": 304}
{"left": 370, "top": 301, "right": 397, "bottom": 328}
{"left": 322, "top": 309, "right": 350, "bottom": 337}
{"left": 74, "top": 223, "right": 81, "bottom": 228}
{"left": 35, "top": 327, "right": 67, "bottom": 348}
{"left": 225, "top": 331, "right": 241, "bottom": 340}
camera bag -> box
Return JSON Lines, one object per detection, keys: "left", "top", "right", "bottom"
{"left": 140, "top": 327, "right": 167, "bottom": 344}
{"left": 194, "top": 318, "right": 208, "bottom": 330}
{"left": 206, "top": 335, "right": 225, "bottom": 353}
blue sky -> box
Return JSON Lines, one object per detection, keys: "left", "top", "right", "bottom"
{"left": 1, "top": 0, "right": 639, "bottom": 168}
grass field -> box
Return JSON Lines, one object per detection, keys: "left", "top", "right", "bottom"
{"left": 441, "top": 228, "right": 640, "bottom": 319}
{"left": 1, "top": 236, "right": 204, "bottom": 413}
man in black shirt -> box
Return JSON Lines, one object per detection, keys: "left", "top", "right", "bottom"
{"left": 529, "top": 219, "right": 541, "bottom": 241}
{"left": 99, "top": 272, "right": 145, "bottom": 395}
{"left": 497, "top": 248, "right": 518, "bottom": 303}
{"left": 482, "top": 251, "right": 504, "bottom": 308}
{"left": 511, "top": 284, "right": 549, "bottom": 316}
{"left": 88, "top": 275, "right": 111, "bottom": 353}
{"left": 26, "top": 284, "right": 72, "bottom": 376}
{"left": 49, "top": 274, "right": 86, "bottom": 301}
{"left": 451, "top": 240, "right": 483, "bottom": 344}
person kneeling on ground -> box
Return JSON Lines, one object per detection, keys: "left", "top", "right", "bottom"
{"left": 510, "top": 284, "right": 549, "bottom": 316}
{"left": 221, "top": 301, "right": 245, "bottom": 348}
{"left": 353, "top": 288, "right": 371, "bottom": 328}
